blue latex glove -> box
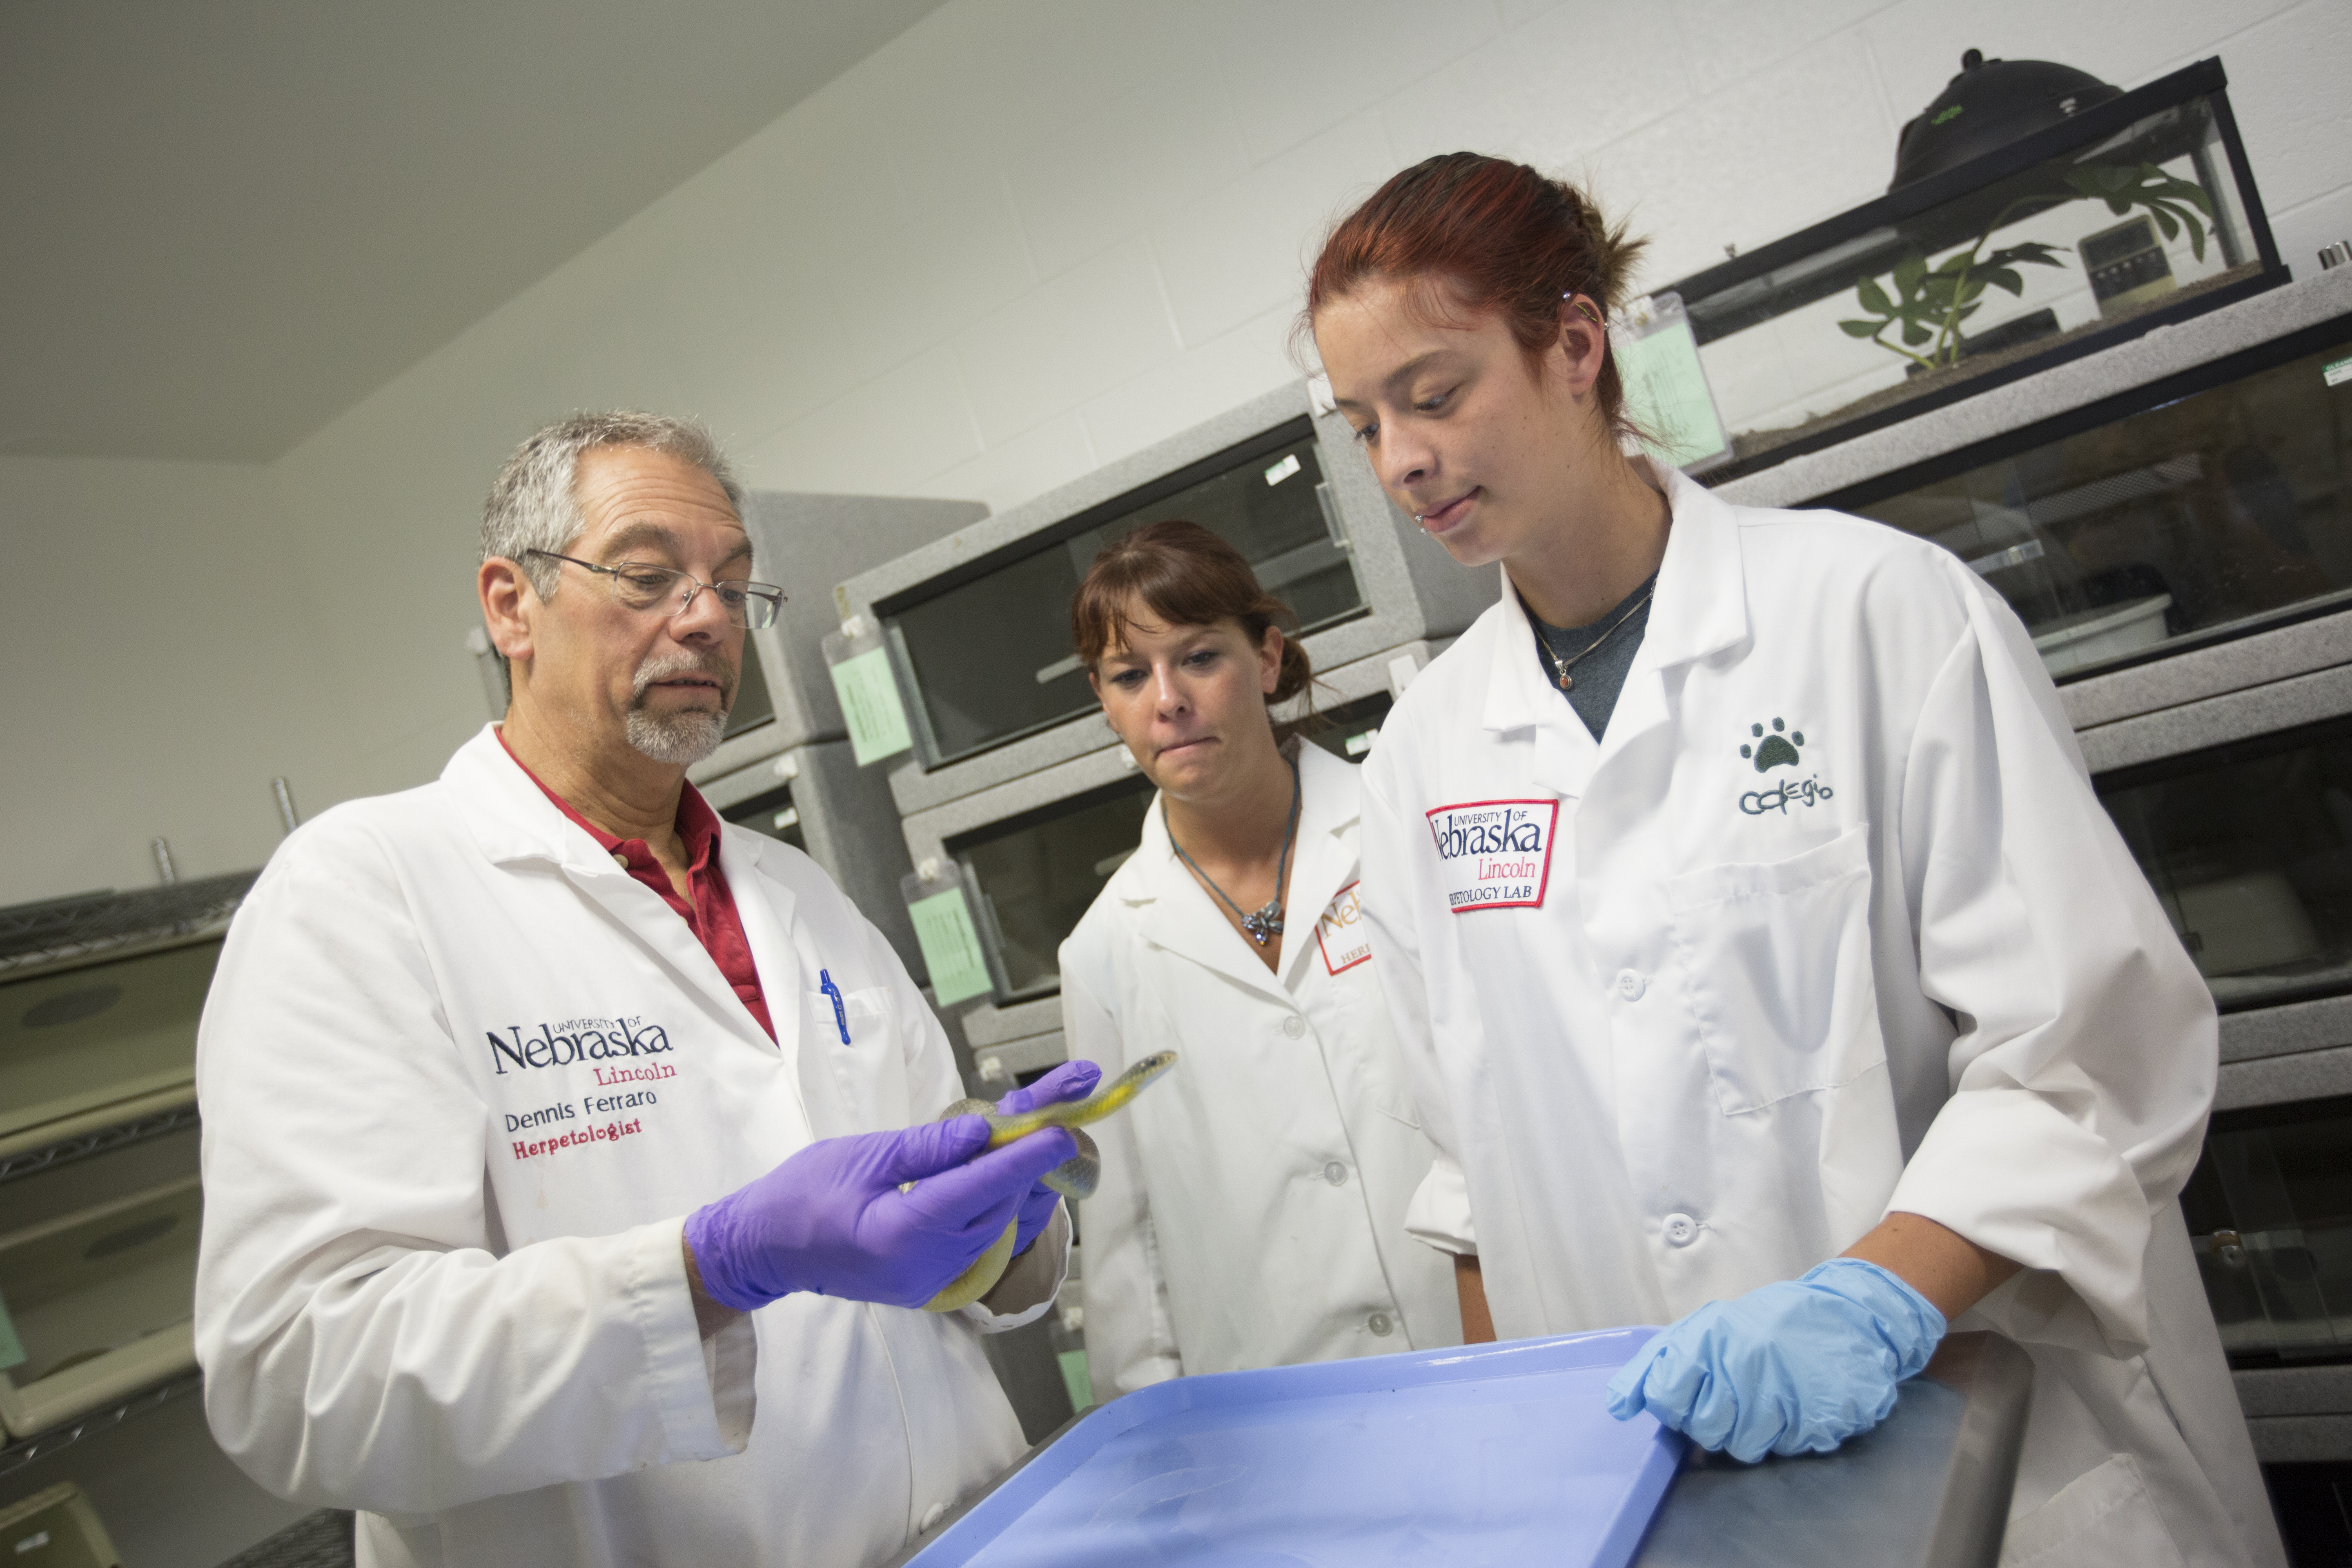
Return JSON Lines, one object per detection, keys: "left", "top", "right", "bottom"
{"left": 684, "top": 1117, "right": 1077, "bottom": 1312}
{"left": 995, "top": 1060, "right": 1101, "bottom": 1254}
{"left": 1604, "top": 1258, "right": 1946, "bottom": 1462}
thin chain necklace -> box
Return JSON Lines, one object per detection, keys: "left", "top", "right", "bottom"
{"left": 1527, "top": 585, "right": 1655, "bottom": 691}
{"left": 1165, "top": 755, "right": 1301, "bottom": 947}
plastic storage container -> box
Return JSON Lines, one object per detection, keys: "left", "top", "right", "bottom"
{"left": 0, "top": 1483, "right": 122, "bottom": 1568}
{"left": 0, "top": 1173, "right": 201, "bottom": 1438}
{"left": 893, "top": 1328, "right": 1681, "bottom": 1568}
{"left": 1662, "top": 56, "right": 2282, "bottom": 483}
{"left": 0, "top": 933, "right": 224, "bottom": 1165}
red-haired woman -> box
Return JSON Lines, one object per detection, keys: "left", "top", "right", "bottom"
{"left": 1058, "top": 521, "right": 1460, "bottom": 1399}
{"left": 1310, "top": 153, "right": 2277, "bottom": 1566}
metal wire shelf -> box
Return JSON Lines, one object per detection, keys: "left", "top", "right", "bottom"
{"left": 0, "top": 872, "right": 256, "bottom": 972}
{"left": 0, "top": 1370, "right": 204, "bottom": 1477}
{"left": 0, "top": 1104, "right": 203, "bottom": 1188}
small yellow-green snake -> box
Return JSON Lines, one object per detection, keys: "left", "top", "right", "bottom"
{"left": 922, "top": 1050, "right": 1178, "bottom": 1312}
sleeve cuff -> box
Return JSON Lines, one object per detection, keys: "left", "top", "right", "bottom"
{"left": 1886, "top": 1090, "right": 2153, "bottom": 1356}
{"left": 1404, "top": 1158, "right": 1477, "bottom": 1257}
{"left": 963, "top": 1204, "right": 1069, "bottom": 1332}
{"left": 637, "top": 1218, "right": 752, "bottom": 1460}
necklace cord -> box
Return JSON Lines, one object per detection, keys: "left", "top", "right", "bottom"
{"left": 1165, "top": 754, "right": 1301, "bottom": 947}
{"left": 1529, "top": 584, "right": 1655, "bottom": 690}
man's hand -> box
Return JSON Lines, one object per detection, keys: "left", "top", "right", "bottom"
{"left": 993, "top": 1060, "right": 1101, "bottom": 1255}
{"left": 682, "top": 1119, "right": 1076, "bottom": 1312}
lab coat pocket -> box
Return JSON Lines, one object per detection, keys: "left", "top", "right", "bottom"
{"left": 1664, "top": 826, "right": 1886, "bottom": 1116}
{"left": 1998, "top": 1453, "right": 2188, "bottom": 1568}
{"left": 802, "top": 984, "right": 909, "bottom": 1131}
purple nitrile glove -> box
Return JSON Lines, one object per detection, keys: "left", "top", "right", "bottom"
{"left": 684, "top": 1117, "right": 1077, "bottom": 1312}
{"left": 1604, "top": 1258, "right": 1946, "bottom": 1463}
{"left": 996, "top": 1060, "right": 1102, "bottom": 1254}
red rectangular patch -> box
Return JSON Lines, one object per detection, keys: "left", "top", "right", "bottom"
{"left": 1314, "top": 880, "right": 1372, "bottom": 975}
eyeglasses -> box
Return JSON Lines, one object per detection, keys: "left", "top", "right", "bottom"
{"left": 526, "top": 550, "right": 786, "bottom": 630}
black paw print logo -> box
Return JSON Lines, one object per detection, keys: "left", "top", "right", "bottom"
{"left": 1741, "top": 718, "right": 1804, "bottom": 773}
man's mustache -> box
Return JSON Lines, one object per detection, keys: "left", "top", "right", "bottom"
{"left": 630, "top": 651, "right": 735, "bottom": 707}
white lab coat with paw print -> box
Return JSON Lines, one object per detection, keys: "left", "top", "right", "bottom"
{"left": 194, "top": 727, "right": 1059, "bottom": 1568}
{"left": 1062, "top": 741, "right": 1461, "bottom": 1399}
{"left": 1360, "top": 462, "right": 2281, "bottom": 1568}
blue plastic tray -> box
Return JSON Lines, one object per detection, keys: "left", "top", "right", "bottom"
{"left": 906, "top": 1328, "right": 1683, "bottom": 1567}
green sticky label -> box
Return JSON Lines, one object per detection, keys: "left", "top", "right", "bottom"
{"left": 830, "top": 646, "right": 913, "bottom": 766}
{"left": 0, "top": 1288, "right": 26, "bottom": 1372}
{"left": 2325, "top": 354, "right": 2352, "bottom": 389}
{"left": 1617, "top": 317, "right": 1728, "bottom": 469}
{"left": 1057, "top": 1348, "right": 1095, "bottom": 1412}
{"left": 909, "top": 885, "right": 993, "bottom": 1006}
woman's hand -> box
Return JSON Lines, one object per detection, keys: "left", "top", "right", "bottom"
{"left": 1604, "top": 1258, "right": 1946, "bottom": 1462}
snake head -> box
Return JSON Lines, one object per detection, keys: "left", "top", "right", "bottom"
{"left": 1126, "top": 1050, "right": 1178, "bottom": 1087}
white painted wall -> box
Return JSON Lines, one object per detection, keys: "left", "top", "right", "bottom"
{"left": 13, "top": 0, "right": 2350, "bottom": 906}
{"left": 0, "top": 456, "right": 361, "bottom": 905}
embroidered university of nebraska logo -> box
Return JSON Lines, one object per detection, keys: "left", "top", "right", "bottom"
{"left": 1425, "top": 799, "right": 1558, "bottom": 913}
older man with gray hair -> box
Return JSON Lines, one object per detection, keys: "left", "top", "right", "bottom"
{"left": 193, "top": 412, "right": 1093, "bottom": 1567}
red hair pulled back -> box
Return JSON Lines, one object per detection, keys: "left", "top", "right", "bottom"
{"left": 1303, "top": 152, "right": 1649, "bottom": 439}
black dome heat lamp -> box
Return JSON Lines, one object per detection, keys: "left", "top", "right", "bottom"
{"left": 1891, "top": 49, "right": 2123, "bottom": 191}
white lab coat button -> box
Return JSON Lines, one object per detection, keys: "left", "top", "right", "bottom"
{"left": 1615, "top": 969, "right": 1646, "bottom": 1001}
{"left": 1662, "top": 1212, "right": 1699, "bottom": 1247}
{"left": 1323, "top": 1160, "right": 1349, "bottom": 1186}
{"left": 1368, "top": 1312, "right": 1394, "bottom": 1337}
{"left": 1282, "top": 1014, "right": 1306, "bottom": 1040}
{"left": 920, "top": 1502, "right": 948, "bottom": 1532}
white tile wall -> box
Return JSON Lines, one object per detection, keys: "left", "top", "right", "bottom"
{"left": 17, "top": 0, "right": 2351, "bottom": 902}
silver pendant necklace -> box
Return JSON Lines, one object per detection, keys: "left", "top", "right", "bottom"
{"left": 1166, "top": 756, "right": 1301, "bottom": 947}
{"left": 1529, "top": 586, "right": 1655, "bottom": 691}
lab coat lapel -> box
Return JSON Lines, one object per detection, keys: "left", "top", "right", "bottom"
{"left": 1580, "top": 463, "right": 1755, "bottom": 837}
{"left": 1485, "top": 592, "right": 1595, "bottom": 804}
{"left": 1129, "top": 800, "right": 1294, "bottom": 1007}
{"left": 716, "top": 830, "right": 807, "bottom": 1080}
{"left": 444, "top": 728, "right": 786, "bottom": 1056}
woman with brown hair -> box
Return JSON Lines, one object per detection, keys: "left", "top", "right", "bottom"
{"left": 1309, "top": 153, "right": 2276, "bottom": 1565}
{"left": 1058, "top": 519, "right": 1460, "bottom": 1399}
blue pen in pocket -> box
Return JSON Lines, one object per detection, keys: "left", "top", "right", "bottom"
{"left": 819, "top": 969, "right": 851, "bottom": 1045}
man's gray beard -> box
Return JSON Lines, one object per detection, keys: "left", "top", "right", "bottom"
{"left": 623, "top": 650, "right": 734, "bottom": 765}
{"left": 623, "top": 707, "right": 725, "bottom": 765}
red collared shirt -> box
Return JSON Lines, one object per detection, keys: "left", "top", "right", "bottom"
{"left": 499, "top": 732, "right": 775, "bottom": 1041}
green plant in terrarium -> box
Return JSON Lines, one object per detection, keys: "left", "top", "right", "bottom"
{"left": 1840, "top": 161, "right": 2212, "bottom": 372}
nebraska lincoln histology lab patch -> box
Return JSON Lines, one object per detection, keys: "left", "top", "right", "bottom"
{"left": 1425, "top": 799, "right": 1559, "bottom": 913}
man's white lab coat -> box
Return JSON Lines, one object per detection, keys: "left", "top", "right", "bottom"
{"left": 194, "top": 728, "right": 1060, "bottom": 1568}
{"left": 1062, "top": 742, "right": 1460, "bottom": 1398}
{"left": 1359, "top": 463, "right": 2283, "bottom": 1567}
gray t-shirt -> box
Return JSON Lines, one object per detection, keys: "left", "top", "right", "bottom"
{"left": 1525, "top": 570, "right": 1659, "bottom": 739}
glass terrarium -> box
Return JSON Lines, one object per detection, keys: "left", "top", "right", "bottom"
{"left": 1664, "top": 57, "right": 2283, "bottom": 481}
{"left": 884, "top": 418, "right": 1366, "bottom": 768}
{"left": 2096, "top": 713, "right": 2352, "bottom": 1013}
{"left": 1844, "top": 312, "right": 2352, "bottom": 679}
{"left": 2180, "top": 1093, "right": 2352, "bottom": 1366}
